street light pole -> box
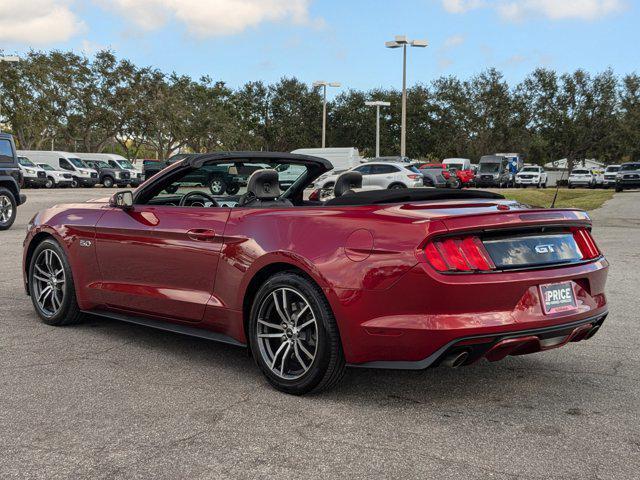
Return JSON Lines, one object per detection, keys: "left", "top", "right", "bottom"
{"left": 385, "top": 36, "right": 427, "bottom": 158}
{"left": 313, "top": 81, "right": 341, "bottom": 148}
{"left": 365, "top": 100, "right": 391, "bottom": 157}
{"left": 0, "top": 55, "right": 20, "bottom": 129}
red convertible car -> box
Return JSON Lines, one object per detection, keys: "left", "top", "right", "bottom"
{"left": 23, "top": 152, "right": 609, "bottom": 394}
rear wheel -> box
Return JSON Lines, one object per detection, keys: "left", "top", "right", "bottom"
{"left": 388, "top": 183, "right": 406, "bottom": 190}
{"left": 249, "top": 272, "right": 345, "bottom": 395}
{"left": 0, "top": 188, "right": 17, "bottom": 230}
{"left": 226, "top": 183, "right": 240, "bottom": 195}
{"left": 28, "top": 239, "right": 84, "bottom": 326}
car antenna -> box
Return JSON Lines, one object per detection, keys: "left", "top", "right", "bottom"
{"left": 550, "top": 162, "right": 567, "bottom": 208}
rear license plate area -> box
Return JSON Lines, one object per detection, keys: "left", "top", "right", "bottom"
{"left": 540, "top": 282, "right": 577, "bottom": 314}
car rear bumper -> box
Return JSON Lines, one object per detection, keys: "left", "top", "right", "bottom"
{"left": 616, "top": 179, "right": 640, "bottom": 188}
{"left": 330, "top": 257, "right": 609, "bottom": 366}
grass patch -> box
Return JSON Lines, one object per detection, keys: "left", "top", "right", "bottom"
{"left": 494, "top": 188, "right": 614, "bottom": 211}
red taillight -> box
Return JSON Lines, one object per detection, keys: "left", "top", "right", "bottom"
{"left": 309, "top": 188, "right": 321, "bottom": 201}
{"left": 407, "top": 174, "right": 421, "bottom": 180}
{"left": 424, "top": 236, "right": 495, "bottom": 272}
{"left": 572, "top": 228, "right": 600, "bottom": 259}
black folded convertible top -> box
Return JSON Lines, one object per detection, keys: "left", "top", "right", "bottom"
{"left": 324, "top": 188, "right": 505, "bottom": 206}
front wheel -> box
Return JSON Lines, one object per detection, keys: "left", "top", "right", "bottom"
{"left": 28, "top": 239, "right": 84, "bottom": 326}
{"left": 248, "top": 272, "right": 345, "bottom": 395}
{"left": 70, "top": 177, "right": 79, "bottom": 188}
{"left": 0, "top": 188, "right": 17, "bottom": 230}
{"left": 45, "top": 177, "right": 54, "bottom": 189}
{"left": 102, "top": 176, "right": 114, "bottom": 188}
{"left": 208, "top": 177, "right": 227, "bottom": 195}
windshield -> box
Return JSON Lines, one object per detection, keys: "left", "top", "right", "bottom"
{"left": 620, "top": 163, "right": 640, "bottom": 171}
{"left": 480, "top": 162, "right": 501, "bottom": 173}
{"left": 69, "top": 157, "right": 88, "bottom": 168}
{"left": 605, "top": 166, "right": 620, "bottom": 172}
{"left": 119, "top": 160, "right": 135, "bottom": 169}
{"left": 38, "top": 164, "right": 55, "bottom": 171}
{"left": 18, "top": 157, "right": 36, "bottom": 167}
{"left": 92, "top": 160, "right": 111, "bottom": 168}
{"left": 520, "top": 167, "right": 539, "bottom": 173}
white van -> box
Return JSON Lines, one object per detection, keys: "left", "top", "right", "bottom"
{"left": 76, "top": 153, "right": 142, "bottom": 187}
{"left": 17, "top": 151, "right": 98, "bottom": 188}
{"left": 291, "top": 148, "right": 362, "bottom": 173}
{"left": 16, "top": 156, "right": 48, "bottom": 188}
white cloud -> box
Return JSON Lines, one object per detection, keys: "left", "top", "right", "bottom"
{"left": 440, "top": 0, "right": 624, "bottom": 20}
{"left": 443, "top": 34, "right": 465, "bottom": 48}
{"left": 100, "top": 0, "right": 317, "bottom": 37}
{"left": 441, "top": 0, "right": 485, "bottom": 13}
{"left": 0, "top": 0, "right": 85, "bottom": 44}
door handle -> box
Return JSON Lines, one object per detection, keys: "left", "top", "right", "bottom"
{"left": 186, "top": 229, "right": 217, "bottom": 241}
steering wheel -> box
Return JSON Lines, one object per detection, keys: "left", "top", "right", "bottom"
{"left": 179, "top": 191, "right": 219, "bottom": 208}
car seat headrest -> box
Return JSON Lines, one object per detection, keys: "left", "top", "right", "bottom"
{"left": 334, "top": 171, "right": 363, "bottom": 197}
{"left": 246, "top": 169, "right": 281, "bottom": 199}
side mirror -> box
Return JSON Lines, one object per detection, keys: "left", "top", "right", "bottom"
{"left": 109, "top": 190, "right": 133, "bottom": 210}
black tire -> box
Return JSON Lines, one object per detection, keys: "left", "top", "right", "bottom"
{"left": 248, "top": 272, "right": 346, "bottom": 395}
{"left": 543, "top": 181, "right": 547, "bottom": 189}
{"left": 102, "top": 176, "right": 114, "bottom": 188}
{"left": 45, "top": 177, "right": 54, "bottom": 189}
{"left": 28, "top": 239, "right": 84, "bottom": 326}
{"left": 70, "top": 177, "right": 79, "bottom": 188}
{"left": 0, "top": 187, "right": 17, "bottom": 230}
{"left": 226, "top": 183, "right": 240, "bottom": 195}
{"left": 388, "top": 183, "right": 406, "bottom": 190}
{"left": 165, "top": 185, "right": 179, "bottom": 194}
{"left": 568, "top": 184, "right": 575, "bottom": 189}
{"left": 615, "top": 186, "right": 623, "bottom": 192}
{"left": 208, "top": 176, "right": 227, "bottom": 195}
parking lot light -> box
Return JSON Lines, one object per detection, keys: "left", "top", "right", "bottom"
{"left": 385, "top": 36, "right": 428, "bottom": 157}
{"left": 313, "top": 81, "right": 341, "bottom": 148}
{"left": 365, "top": 101, "right": 391, "bottom": 157}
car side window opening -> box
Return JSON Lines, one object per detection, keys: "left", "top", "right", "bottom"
{"left": 139, "top": 160, "right": 308, "bottom": 208}
{"left": 353, "top": 165, "right": 372, "bottom": 175}
{"left": 0, "top": 139, "right": 14, "bottom": 163}
{"left": 371, "top": 164, "right": 399, "bottom": 174}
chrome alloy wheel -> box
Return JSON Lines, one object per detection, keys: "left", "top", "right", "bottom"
{"left": 256, "top": 287, "right": 318, "bottom": 380}
{"left": 0, "top": 194, "right": 13, "bottom": 224}
{"left": 31, "top": 249, "right": 66, "bottom": 318}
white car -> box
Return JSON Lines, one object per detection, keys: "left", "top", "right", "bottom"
{"left": 603, "top": 165, "right": 621, "bottom": 188}
{"left": 314, "top": 161, "right": 424, "bottom": 191}
{"left": 568, "top": 168, "right": 596, "bottom": 188}
{"left": 515, "top": 166, "right": 548, "bottom": 188}
{"left": 37, "top": 163, "right": 74, "bottom": 188}
{"left": 17, "top": 156, "right": 48, "bottom": 188}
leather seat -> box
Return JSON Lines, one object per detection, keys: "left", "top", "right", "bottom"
{"left": 238, "top": 169, "right": 293, "bottom": 207}
{"left": 333, "top": 171, "right": 363, "bottom": 197}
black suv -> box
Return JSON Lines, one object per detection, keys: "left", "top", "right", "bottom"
{"left": 0, "top": 133, "right": 26, "bottom": 230}
{"left": 144, "top": 154, "right": 248, "bottom": 195}
{"left": 83, "top": 160, "right": 131, "bottom": 188}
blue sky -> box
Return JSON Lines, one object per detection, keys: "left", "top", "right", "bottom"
{"left": 1, "top": 0, "right": 638, "bottom": 95}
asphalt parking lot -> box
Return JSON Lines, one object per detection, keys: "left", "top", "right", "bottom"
{"left": 1, "top": 188, "right": 639, "bottom": 479}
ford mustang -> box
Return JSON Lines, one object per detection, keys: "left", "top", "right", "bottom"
{"left": 23, "top": 152, "right": 609, "bottom": 394}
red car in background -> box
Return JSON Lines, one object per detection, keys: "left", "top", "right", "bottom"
{"left": 23, "top": 152, "right": 608, "bottom": 394}
{"left": 418, "top": 163, "right": 475, "bottom": 188}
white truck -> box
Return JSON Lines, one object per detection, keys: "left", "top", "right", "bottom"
{"left": 76, "top": 153, "right": 143, "bottom": 187}
{"left": 17, "top": 151, "right": 98, "bottom": 188}
{"left": 292, "top": 147, "right": 363, "bottom": 190}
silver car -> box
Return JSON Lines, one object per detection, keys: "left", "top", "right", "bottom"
{"left": 315, "top": 161, "right": 424, "bottom": 191}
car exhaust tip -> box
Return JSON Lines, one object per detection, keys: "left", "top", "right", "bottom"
{"left": 441, "top": 351, "right": 469, "bottom": 368}
{"left": 585, "top": 325, "right": 601, "bottom": 340}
